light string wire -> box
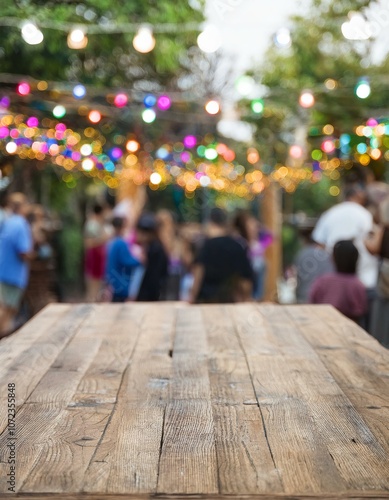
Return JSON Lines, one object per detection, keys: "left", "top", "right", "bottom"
{"left": 0, "top": 17, "right": 202, "bottom": 34}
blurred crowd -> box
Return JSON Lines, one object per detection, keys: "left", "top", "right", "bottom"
{"left": 1, "top": 177, "right": 388, "bottom": 350}
{"left": 0, "top": 193, "right": 58, "bottom": 338}
{"left": 0, "top": 192, "right": 272, "bottom": 338}
{"left": 83, "top": 203, "right": 272, "bottom": 305}
{"left": 293, "top": 179, "right": 389, "bottom": 348}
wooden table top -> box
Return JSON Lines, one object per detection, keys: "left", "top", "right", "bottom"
{"left": 0, "top": 302, "right": 388, "bottom": 499}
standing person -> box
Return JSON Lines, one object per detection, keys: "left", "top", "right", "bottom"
{"left": 365, "top": 198, "right": 389, "bottom": 348}
{"left": 135, "top": 213, "right": 169, "bottom": 302}
{"left": 294, "top": 227, "right": 334, "bottom": 303}
{"left": 233, "top": 211, "right": 271, "bottom": 301}
{"left": 84, "top": 204, "right": 110, "bottom": 302}
{"left": 309, "top": 240, "right": 367, "bottom": 324}
{"left": 0, "top": 193, "right": 33, "bottom": 337}
{"left": 105, "top": 217, "right": 140, "bottom": 303}
{"left": 190, "top": 208, "right": 254, "bottom": 304}
{"left": 156, "top": 209, "right": 181, "bottom": 300}
{"left": 312, "top": 183, "right": 378, "bottom": 330}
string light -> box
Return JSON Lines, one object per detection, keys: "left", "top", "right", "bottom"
{"left": 17, "top": 82, "right": 30, "bottom": 96}
{"left": 88, "top": 110, "right": 101, "bottom": 123}
{"left": 133, "top": 25, "right": 155, "bottom": 54}
{"left": 21, "top": 22, "right": 44, "bottom": 45}
{"left": 53, "top": 105, "right": 66, "bottom": 118}
{"left": 205, "top": 100, "right": 220, "bottom": 115}
{"left": 197, "top": 26, "right": 222, "bottom": 53}
{"left": 274, "top": 28, "right": 291, "bottom": 48}
{"left": 299, "top": 91, "right": 315, "bottom": 108}
{"left": 355, "top": 79, "right": 371, "bottom": 99}
{"left": 157, "top": 95, "right": 171, "bottom": 111}
{"left": 114, "top": 93, "right": 128, "bottom": 108}
{"left": 251, "top": 99, "right": 264, "bottom": 114}
{"left": 73, "top": 84, "right": 86, "bottom": 99}
{"left": 67, "top": 29, "right": 88, "bottom": 49}
{"left": 150, "top": 172, "right": 162, "bottom": 185}
{"left": 235, "top": 76, "right": 255, "bottom": 97}
{"left": 142, "top": 109, "right": 156, "bottom": 123}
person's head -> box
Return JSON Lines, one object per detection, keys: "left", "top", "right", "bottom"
{"left": 6, "top": 192, "right": 29, "bottom": 216}
{"left": 333, "top": 240, "right": 359, "bottom": 274}
{"left": 343, "top": 183, "right": 367, "bottom": 206}
{"left": 234, "top": 210, "right": 258, "bottom": 242}
{"left": 206, "top": 207, "right": 229, "bottom": 237}
{"left": 136, "top": 212, "right": 158, "bottom": 245}
{"left": 111, "top": 216, "right": 126, "bottom": 236}
{"left": 93, "top": 204, "right": 104, "bottom": 217}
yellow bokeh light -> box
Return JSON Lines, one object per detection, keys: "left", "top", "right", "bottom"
{"left": 323, "top": 124, "right": 334, "bottom": 135}
{"left": 360, "top": 154, "right": 370, "bottom": 165}
{"left": 329, "top": 186, "right": 340, "bottom": 197}
{"left": 37, "top": 81, "right": 48, "bottom": 91}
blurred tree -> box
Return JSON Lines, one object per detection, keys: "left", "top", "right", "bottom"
{"left": 0, "top": 0, "right": 205, "bottom": 88}
{"left": 240, "top": 0, "right": 389, "bottom": 215}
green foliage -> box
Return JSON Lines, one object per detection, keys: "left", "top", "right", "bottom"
{"left": 241, "top": 0, "right": 389, "bottom": 215}
{"left": 0, "top": 0, "right": 205, "bottom": 86}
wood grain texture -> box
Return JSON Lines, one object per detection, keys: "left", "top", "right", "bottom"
{"left": 4, "top": 495, "right": 389, "bottom": 500}
{"left": 157, "top": 307, "right": 218, "bottom": 495}
{"left": 203, "top": 304, "right": 283, "bottom": 494}
{"left": 286, "top": 305, "right": 389, "bottom": 461}
{"left": 0, "top": 303, "right": 388, "bottom": 499}
{"left": 0, "top": 304, "right": 91, "bottom": 437}
{"left": 82, "top": 303, "right": 174, "bottom": 495}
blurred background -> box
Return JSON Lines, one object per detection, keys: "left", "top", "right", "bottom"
{"left": 1, "top": 0, "right": 389, "bottom": 310}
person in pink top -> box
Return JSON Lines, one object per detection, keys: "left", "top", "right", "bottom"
{"left": 309, "top": 240, "right": 368, "bottom": 325}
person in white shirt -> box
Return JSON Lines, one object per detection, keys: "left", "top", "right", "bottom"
{"left": 312, "top": 183, "right": 378, "bottom": 331}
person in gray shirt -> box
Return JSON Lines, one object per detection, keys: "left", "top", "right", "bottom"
{"left": 294, "top": 227, "right": 334, "bottom": 303}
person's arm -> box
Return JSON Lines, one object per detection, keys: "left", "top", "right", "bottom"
{"left": 236, "top": 278, "right": 253, "bottom": 302}
{"left": 189, "top": 264, "right": 204, "bottom": 304}
{"left": 119, "top": 242, "right": 140, "bottom": 271}
{"left": 364, "top": 226, "right": 384, "bottom": 256}
{"left": 312, "top": 214, "right": 327, "bottom": 247}
{"left": 17, "top": 221, "right": 34, "bottom": 261}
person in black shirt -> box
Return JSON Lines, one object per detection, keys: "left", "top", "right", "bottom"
{"left": 135, "top": 213, "right": 168, "bottom": 302}
{"left": 190, "top": 208, "right": 254, "bottom": 303}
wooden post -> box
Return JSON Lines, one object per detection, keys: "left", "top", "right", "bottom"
{"left": 262, "top": 181, "right": 282, "bottom": 302}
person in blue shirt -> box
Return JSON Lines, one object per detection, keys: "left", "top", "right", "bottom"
{"left": 105, "top": 216, "right": 140, "bottom": 302}
{"left": 0, "top": 193, "right": 33, "bottom": 337}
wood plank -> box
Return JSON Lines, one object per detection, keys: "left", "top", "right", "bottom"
{"left": 26, "top": 304, "right": 120, "bottom": 405}
{"left": 5, "top": 494, "right": 389, "bottom": 500}
{"left": 0, "top": 304, "right": 92, "bottom": 434}
{"left": 157, "top": 307, "right": 218, "bottom": 495}
{"left": 203, "top": 304, "right": 283, "bottom": 494}
{"left": 0, "top": 305, "right": 116, "bottom": 494}
{"left": 82, "top": 304, "right": 175, "bottom": 495}
{"left": 231, "top": 304, "right": 352, "bottom": 495}
{"left": 20, "top": 405, "right": 113, "bottom": 493}
{"left": 286, "top": 305, "right": 389, "bottom": 457}
{"left": 245, "top": 304, "right": 389, "bottom": 493}
{"left": 0, "top": 304, "right": 70, "bottom": 385}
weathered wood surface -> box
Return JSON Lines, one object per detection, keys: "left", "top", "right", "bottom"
{"left": 0, "top": 303, "right": 388, "bottom": 499}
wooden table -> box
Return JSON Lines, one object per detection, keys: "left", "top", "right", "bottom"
{"left": 0, "top": 303, "right": 388, "bottom": 499}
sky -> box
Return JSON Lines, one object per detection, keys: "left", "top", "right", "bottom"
{"left": 206, "top": 0, "right": 310, "bottom": 73}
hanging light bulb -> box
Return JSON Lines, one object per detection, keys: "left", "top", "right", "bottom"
{"left": 133, "top": 25, "right": 156, "bottom": 54}
{"left": 355, "top": 79, "right": 371, "bottom": 99}
{"left": 67, "top": 29, "right": 88, "bottom": 49}
{"left": 299, "top": 90, "right": 315, "bottom": 108}
{"left": 205, "top": 100, "right": 220, "bottom": 115}
{"left": 274, "top": 28, "right": 292, "bottom": 48}
{"left": 197, "top": 26, "right": 222, "bottom": 53}
{"left": 21, "top": 22, "right": 44, "bottom": 45}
